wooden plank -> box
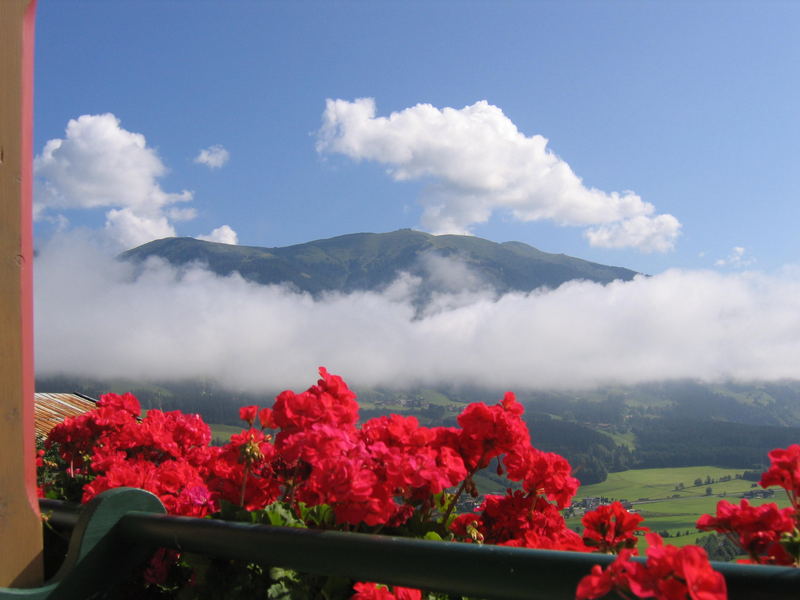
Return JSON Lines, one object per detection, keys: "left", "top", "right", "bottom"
{"left": 0, "top": 0, "right": 42, "bottom": 587}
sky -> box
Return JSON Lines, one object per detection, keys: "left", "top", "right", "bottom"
{"left": 31, "top": 1, "right": 800, "bottom": 392}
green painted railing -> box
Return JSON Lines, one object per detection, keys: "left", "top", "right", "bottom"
{"left": 2, "top": 488, "right": 799, "bottom": 599}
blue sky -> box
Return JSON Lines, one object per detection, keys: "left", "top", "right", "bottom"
{"left": 33, "top": 1, "right": 800, "bottom": 275}
{"left": 31, "top": 2, "right": 800, "bottom": 390}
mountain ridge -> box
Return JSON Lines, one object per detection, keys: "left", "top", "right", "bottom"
{"left": 120, "top": 229, "right": 640, "bottom": 295}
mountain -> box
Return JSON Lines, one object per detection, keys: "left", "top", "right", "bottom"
{"left": 120, "top": 229, "right": 639, "bottom": 295}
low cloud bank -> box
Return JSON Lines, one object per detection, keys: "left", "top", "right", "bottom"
{"left": 34, "top": 234, "right": 800, "bottom": 392}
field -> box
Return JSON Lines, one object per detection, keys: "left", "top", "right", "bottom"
{"left": 568, "top": 466, "right": 791, "bottom": 548}
{"left": 574, "top": 466, "right": 748, "bottom": 502}
{"left": 209, "top": 423, "right": 243, "bottom": 444}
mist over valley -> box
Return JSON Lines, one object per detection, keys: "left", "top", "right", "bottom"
{"left": 35, "top": 230, "right": 800, "bottom": 485}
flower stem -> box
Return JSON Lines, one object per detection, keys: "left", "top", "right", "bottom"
{"left": 441, "top": 473, "right": 473, "bottom": 525}
{"left": 239, "top": 467, "right": 250, "bottom": 507}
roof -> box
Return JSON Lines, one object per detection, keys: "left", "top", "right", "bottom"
{"left": 34, "top": 393, "right": 97, "bottom": 439}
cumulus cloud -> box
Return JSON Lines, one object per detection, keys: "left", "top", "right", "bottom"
{"left": 317, "top": 98, "right": 680, "bottom": 252}
{"left": 34, "top": 114, "right": 191, "bottom": 212}
{"left": 585, "top": 214, "right": 682, "bottom": 253}
{"left": 34, "top": 114, "right": 193, "bottom": 248}
{"left": 197, "top": 225, "right": 239, "bottom": 245}
{"left": 34, "top": 115, "right": 239, "bottom": 250}
{"left": 194, "top": 145, "right": 230, "bottom": 169}
{"left": 105, "top": 208, "right": 177, "bottom": 250}
{"left": 34, "top": 234, "right": 800, "bottom": 392}
{"left": 715, "top": 246, "right": 755, "bottom": 268}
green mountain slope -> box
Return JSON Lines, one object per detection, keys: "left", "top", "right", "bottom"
{"left": 120, "top": 229, "right": 639, "bottom": 294}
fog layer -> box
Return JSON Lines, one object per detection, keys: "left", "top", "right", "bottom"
{"left": 34, "top": 234, "right": 800, "bottom": 392}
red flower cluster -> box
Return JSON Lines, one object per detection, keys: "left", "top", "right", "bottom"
{"left": 697, "top": 499, "right": 795, "bottom": 565}
{"left": 695, "top": 444, "right": 800, "bottom": 567}
{"left": 577, "top": 533, "right": 727, "bottom": 600}
{"left": 43, "top": 369, "right": 469, "bottom": 528}
{"left": 48, "top": 392, "right": 218, "bottom": 517}
{"left": 504, "top": 446, "right": 579, "bottom": 509}
{"left": 351, "top": 582, "right": 421, "bottom": 600}
{"left": 273, "top": 367, "right": 359, "bottom": 440}
{"left": 456, "top": 392, "right": 528, "bottom": 470}
{"left": 271, "top": 373, "right": 469, "bottom": 527}
{"left": 582, "top": 501, "right": 648, "bottom": 554}
{"left": 40, "top": 368, "right": 734, "bottom": 600}
{"left": 446, "top": 392, "right": 586, "bottom": 551}
{"left": 206, "top": 427, "right": 279, "bottom": 511}
{"left": 451, "top": 492, "right": 586, "bottom": 551}
{"left": 760, "top": 444, "right": 800, "bottom": 509}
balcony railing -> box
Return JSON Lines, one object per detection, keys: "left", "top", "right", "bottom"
{"left": 0, "top": 488, "right": 798, "bottom": 600}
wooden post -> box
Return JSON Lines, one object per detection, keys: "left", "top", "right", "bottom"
{"left": 0, "top": 0, "right": 41, "bottom": 587}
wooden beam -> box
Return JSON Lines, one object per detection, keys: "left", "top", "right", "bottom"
{"left": 0, "top": 0, "right": 41, "bottom": 587}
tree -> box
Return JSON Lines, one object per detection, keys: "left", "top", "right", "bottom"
{"left": 696, "top": 533, "right": 742, "bottom": 562}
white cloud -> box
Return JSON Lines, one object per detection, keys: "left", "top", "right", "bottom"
{"left": 105, "top": 208, "right": 176, "bottom": 250}
{"left": 36, "top": 212, "right": 71, "bottom": 232}
{"left": 34, "top": 234, "right": 800, "bottom": 392}
{"left": 194, "top": 145, "right": 230, "bottom": 169}
{"left": 35, "top": 114, "right": 191, "bottom": 213}
{"left": 715, "top": 246, "right": 755, "bottom": 268}
{"left": 317, "top": 98, "right": 680, "bottom": 252}
{"left": 169, "top": 207, "right": 198, "bottom": 222}
{"left": 197, "top": 225, "right": 239, "bottom": 245}
{"left": 34, "top": 114, "right": 193, "bottom": 248}
{"left": 585, "top": 214, "right": 682, "bottom": 253}
{"left": 35, "top": 115, "right": 238, "bottom": 250}
{"left": 424, "top": 253, "right": 483, "bottom": 290}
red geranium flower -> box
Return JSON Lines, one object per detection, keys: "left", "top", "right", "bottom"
{"left": 577, "top": 534, "right": 726, "bottom": 600}
{"left": 760, "top": 444, "right": 800, "bottom": 508}
{"left": 696, "top": 499, "right": 795, "bottom": 565}
{"left": 582, "top": 501, "right": 648, "bottom": 553}
{"left": 239, "top": 405, "right": 258, "bottom": 426}
{"left": 258, "top": 406, "right": 275, "bottom": 429}
{"left": 351, "top": 582, "right": 421, "bottom": 600}
{"left": 456, "top": 392, "right": 530, "bottom": 471}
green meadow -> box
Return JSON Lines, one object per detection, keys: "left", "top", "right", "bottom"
{"left": 210, "top": 423, "right": 244, "bottom": 444}
{"left": 568, "top": 466, "right": 792, "bottom": 548}
{"left": 574, "top": 466, "right": 748, "bottom": 502}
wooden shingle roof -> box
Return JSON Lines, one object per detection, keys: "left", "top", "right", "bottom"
{"left": 34, "top": 393, "right": 97, "bottom": 439}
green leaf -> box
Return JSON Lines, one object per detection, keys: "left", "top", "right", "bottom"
{"left": 297, "top": 502, "right": 335, "bottom": 528}
{"left": 423, "top": 530, "right": 443, "bottom": 541}
{"left": 261, "top": 502, "right": 306, "bottom": 528}
{"left": 266, "top": 580, "right": 293, "bottom": 599}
